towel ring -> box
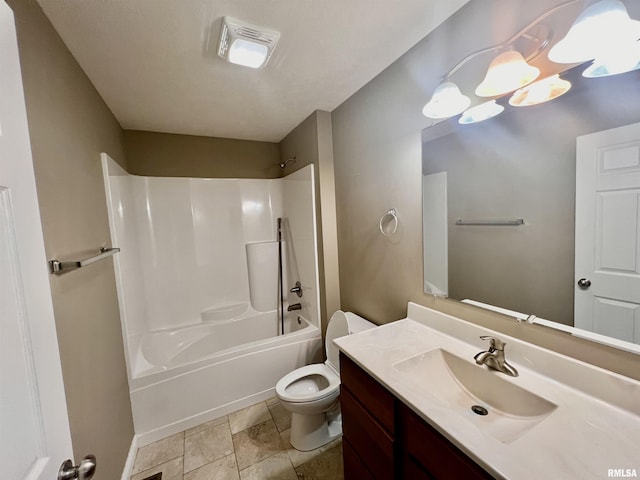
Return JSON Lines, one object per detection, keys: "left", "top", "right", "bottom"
{"left": 379, "top": 208, "right": 398, "bottom": 236}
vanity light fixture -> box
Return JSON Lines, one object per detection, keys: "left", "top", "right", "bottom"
{"left": 421, "top": 0, "right": 558, "bottom": 120}
{"left": 475, "top": 50, "right": 540, "bottom": 97}
{"left": 421, "top": 0, "right": 639, "bottom": 122}
{"left": 422, "top": 81, "right": 471, "bottom": 119}
{"left": 458, "top": 100, "right": 504, "bottom": 124}
{"left": 548, "top": 0, "right": 640, "bottom": 65}
{"left": 218, "top": 16, "right": 280, "bottom": 69}
{"left": 509, "top": 74, "right": 572, "bottom": 107}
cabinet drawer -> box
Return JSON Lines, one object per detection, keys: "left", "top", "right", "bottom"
{"left": 341, "top": 387, "right": 394, "bottom": 479}
{"left": 402, "top": 405, "right": 493, "bottom": 480}
{"left": 343, "top": 438, "right": 375, "bottom": 480}
{"left": 340, "top": 352, "right": 395, "bottom": 434}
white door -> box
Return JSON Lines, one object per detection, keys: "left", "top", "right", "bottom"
{"left": 575, "top": 122, "right": 640, "bottom": 344}
{"left": 0, "top": 2, "right": 74, "bottom": 479}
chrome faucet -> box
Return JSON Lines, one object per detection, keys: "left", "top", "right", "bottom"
{"left": 287, "top": 303, "right": 302, "bottom": 312}
{"left": 474, "top": 336, "right": 519, "bottom": 377}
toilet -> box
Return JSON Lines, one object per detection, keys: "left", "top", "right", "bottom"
{"left": 275, "top": 310, "right": 375, "bottom": 451}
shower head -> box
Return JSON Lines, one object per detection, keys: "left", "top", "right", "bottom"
{"left": 279, "top": 156, "right": 296, "bottom": 168}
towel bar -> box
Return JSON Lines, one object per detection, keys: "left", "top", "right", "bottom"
{"left": 49, "top": 247, "right": 120, "bottom": 274}
{"left": 455, "top": 218, "right": 524, "bottom": 226}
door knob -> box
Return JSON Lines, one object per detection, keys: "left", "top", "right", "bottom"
{"left": 58, "top": 455, "right": 96, "bottom": 480}
{"left": 577, "top": 278, "right": 591, "bottom": 289}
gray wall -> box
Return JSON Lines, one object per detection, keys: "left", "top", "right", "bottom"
{"left": 124, "top": 129, "right": 281, "bottom": 178}
{"left": 8, "top": 0, "right": 134, "bottom": 477}
{"left": 422, "top": 67, "right": 640, "bottom": 326}
{"left": 331, "top": 0, "right": 640, "bottom": 379}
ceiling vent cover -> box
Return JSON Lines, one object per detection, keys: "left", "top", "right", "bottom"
{"left": 218, "top": 16, "right": 280, "bottom": 69}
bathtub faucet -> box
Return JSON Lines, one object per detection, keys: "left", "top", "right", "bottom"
{"left": 290, "top": 281, "right": 303, "bottom": 297}
{"left": 287, "top": 303, "right": 302, "bottom": 312}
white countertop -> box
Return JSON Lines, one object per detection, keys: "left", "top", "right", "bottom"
{"left": 334, "top": 303, "right": 640, "bottom": 480}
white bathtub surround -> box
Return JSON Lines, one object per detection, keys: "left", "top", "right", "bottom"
{"left": 334, "top": 303, "right": 640, "bottom": 479}
{"left": 102, "top": 156, "right": 320, "bottom": 339}
{"left": 101, "top": 154, "right": 322, "bottom": 444}
{"left": 246, "top": 241, "right": 279, "bottom": 312}
{"left": 200, "top": 302, "right": 248, "bottom": 323}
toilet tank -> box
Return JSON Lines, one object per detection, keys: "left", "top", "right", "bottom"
{"left": 345, "top": 312, "right": 377, "bottom": 334}
{"left": 325, "top": 311, "right": 376, "bottom": 373}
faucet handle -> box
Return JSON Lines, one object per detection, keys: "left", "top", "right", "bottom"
{"left": 479, "top": 335, "right": 506, "bottom": 351}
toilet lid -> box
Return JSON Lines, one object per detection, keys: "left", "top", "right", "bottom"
{"left": 325, "top": 311, "right": 350, "bottom": 372}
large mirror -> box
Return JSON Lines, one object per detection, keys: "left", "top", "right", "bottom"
{"left": 422, "top": 61, "right": 640, "bottom": 352}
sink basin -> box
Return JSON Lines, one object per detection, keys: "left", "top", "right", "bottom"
{"left": 394, "top": 348, "right": 557, "bottom": 443}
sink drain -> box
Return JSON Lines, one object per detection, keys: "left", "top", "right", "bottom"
{"left": 471, "top": 405, "right": 488, "bottom": 416}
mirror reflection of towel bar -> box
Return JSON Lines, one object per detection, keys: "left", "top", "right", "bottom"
{"left": 456, "top": 219, "right": 524, "bottom": 226}
{"left": 49, "top": 247, "right": 120, "bottom": 274}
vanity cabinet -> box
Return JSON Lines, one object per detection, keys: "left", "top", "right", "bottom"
{"left": 399, "top": 403, "right": 494, "bottom": 480}
{"left": 340, "top": 352, "right": 396, "bottom": 479}
{"left": 340, "top": 352, "right": 494, "bottom": 480}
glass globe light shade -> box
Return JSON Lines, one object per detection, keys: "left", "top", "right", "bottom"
{"left": 422, "top": 81, "right": 471, "bottom": 119}
{"left": 475, "top": 51, "right": 540, "bottom": 97}
{"left": 458, "top": 101, "right": 505, "bottom": 124}
{"left": 583, "top": 39, "right": 640, "bottom": 77}
{"left": 509, "top": 75, "right": 572, "bottom": 107}
{"left": 548, "top": 0, "right": 640, "bottom": 64}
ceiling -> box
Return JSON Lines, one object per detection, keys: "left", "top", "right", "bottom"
{"left": 36, "top": 0, "right": 469, "bottom": 142}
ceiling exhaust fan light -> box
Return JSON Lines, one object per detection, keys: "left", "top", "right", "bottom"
{"left": 218, "top": 17, "right": 280, "bottom": 69}
{"left": 422, "top": 81, "right": 471, "bottom": 119}
{"left": 475, "top": 50, "right": 540, "bottom": 97}
{"left": 228, "top": 39, "right": 269, "bottom": 68}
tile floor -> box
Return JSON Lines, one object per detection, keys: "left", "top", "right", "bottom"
{"left": 129, "top": 397, "right": 344, "bottom": 480}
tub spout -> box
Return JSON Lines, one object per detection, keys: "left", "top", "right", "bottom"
{"left": 287, "top": 303, "right": 302, "bottom": 312}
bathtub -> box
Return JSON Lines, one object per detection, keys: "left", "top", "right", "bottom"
{"left": 128, "top": 305, "right": 322, "bottom": 445}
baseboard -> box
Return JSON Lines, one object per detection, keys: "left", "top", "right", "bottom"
{"left": 135, "top": 388, "right": 275, "bottom": 447}
{"left": 121, "top": 434, "right": 138, "bottom": 480}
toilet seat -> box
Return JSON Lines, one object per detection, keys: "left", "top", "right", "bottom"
{"left": 275, "top": 363, "right": 339, "bottom": 404}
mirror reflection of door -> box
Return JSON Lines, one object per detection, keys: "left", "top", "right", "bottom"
{"left": 575, "top": 122, "right": 640, "bottom": 344}
{"left": 423, "top": 172, "right": 448, "bottom": 297}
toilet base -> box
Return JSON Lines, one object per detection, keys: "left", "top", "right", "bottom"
{"left": 289, "top": 407, "right": 342, "bottom": 451}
